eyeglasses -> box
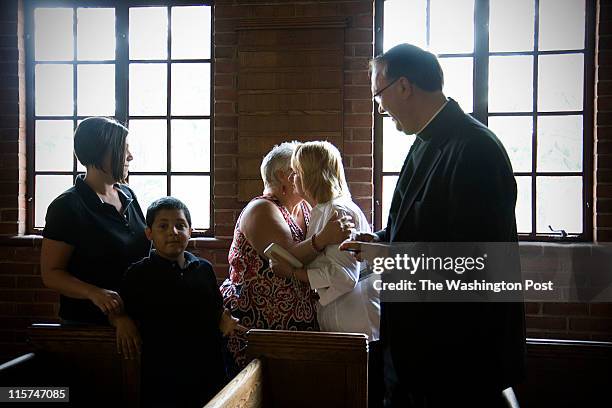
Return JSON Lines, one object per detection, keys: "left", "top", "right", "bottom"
{"left": 372, "top": 77, "right": 399, "bottom": 104}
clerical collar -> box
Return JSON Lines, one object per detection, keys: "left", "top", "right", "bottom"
{"left": 415, "top": 99, "right": 449, "bottom": 137}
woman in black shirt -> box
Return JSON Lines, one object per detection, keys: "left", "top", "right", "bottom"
{"left": 41, "top": 117, "right": 151, "bottom": 324}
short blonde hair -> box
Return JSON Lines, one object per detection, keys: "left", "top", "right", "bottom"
{"left": 260, "top": 141, "right": 300, "bottom": 191}
{"left": 291, "top": 141, "right": 349, "bottom": 204}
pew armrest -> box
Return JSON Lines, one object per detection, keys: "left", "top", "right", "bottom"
{"left": 204, "top": 358, "right": 263, "bottom": 408}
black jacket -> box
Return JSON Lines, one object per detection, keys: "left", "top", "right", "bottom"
{"left": 378, "top": 99, "right": 525, "bottom": 391}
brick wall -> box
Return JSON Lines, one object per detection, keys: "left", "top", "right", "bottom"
{"left": 1, "top": 0, "right": 612, "bottom": 361}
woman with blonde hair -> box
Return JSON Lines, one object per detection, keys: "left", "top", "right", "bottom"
{"left": 271, "top": 140, "right": 382, "bottom": 407}
{"left": 220, "top": 141, "right": 352, "bottom": 372}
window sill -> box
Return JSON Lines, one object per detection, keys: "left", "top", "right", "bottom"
{"left": 0, "top": 234, "right": 231, "bottom": 249}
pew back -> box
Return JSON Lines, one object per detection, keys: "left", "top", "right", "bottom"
{"left": 27, "top": 323, "right": 140, "bottom": 406}
{"left": 247, "top": 329, "right": 368, "bottom": 408}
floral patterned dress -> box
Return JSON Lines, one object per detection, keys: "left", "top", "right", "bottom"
{"left": 220, "top": 195, "right": 319, "bottom": 370}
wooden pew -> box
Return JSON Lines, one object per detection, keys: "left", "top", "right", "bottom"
{"left": 205, "top": 329, "right": 368, "bottom": 408}
{"left": 26, "top": 323, "right": 140, "bottom": 406}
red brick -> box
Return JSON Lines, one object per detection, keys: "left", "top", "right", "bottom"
{"left": 525, "top": 316, "right": 567, "bottom": 331}
{"left": 569, "top": 317, "right": 612, "bottom": 332}
{"left": 348, "top": 182, "right": 372, "bottom": 198}
{"left": 525, "top": 302, "right": 541, "bottom": 315}
{"left": 344, "top": 114, "right": 372, "bottom": 128}
{"left": 351, "top": 128, "right": 372, "bottom": 141}
{"left": 214, "top": 129, "right": 237, "bottom": 142}
{"left": 542, "top": 303, "right": 589, "bottom": 316}
{"left": 0, "top": 290, "right": 35, "bottom": 302}
{"left": 15, "top": 276, "right": 44, "bottom": 289}
{"left": 345, "top": 168, "right": 372, "bottom": 183}
{"left": 295, "top": 3, "right": 339, "bottom": 17}
{"left": 215, "top": 88, "right": 237, "bottom": 101}
{"left": 340, "top": 2, "right": 373, "bottom": 16}
{"left": 215, "top": 116, "right": 238, "bottom": 128}
{"left": 215, "top": 5, "right": 249, "bottom": 19}
{"left": 345, "top": 57, "right": 370, "bottom": 71}
{"left": 215, "top": 73, "right": 235, "bottom": 87}
{"left": 0, "top": 222, "right": 18, "bottom": 235}
{"left": 346, "top": 29, "right": 373, "bottom": 44}
{"left": 214, "top": 197, "right": 244, "bottom": 210}
{"left": 15, "top": 303, "right": 55, "bottom": 317}
{"left": 215, "top": 46, "right": 236, "bottom": 59}
{"left": 343, "top": 141, "right": 371, "bottom": 155}
{"left": 214, "top": 183, "right": 237, "bottom": 197}
{"left": 34, "top": 290, "right": 59, "bottom": 303}
{"left": 351, "top": 155, "right": 372, "bottom": 168}
{"left": 215, "top": 102, "right": 236, "bottom": 115}
{"left": 351, "top": 13, "right": 373, "bottom": 28}
{"left": 215, "top": 169, "right": 237, "bottom": 183}
{"left": 344, "top": 85, "right": 372, "bottom": 99}
{"left": 214, "top": 210, "right": 236, "bottom": 224}
{"left": 345, "top": 99, "right": 372, "bottom": 114}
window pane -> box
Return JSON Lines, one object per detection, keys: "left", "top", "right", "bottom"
{"left": 515, "top": 176, "right": 532, "bottom": 234}
{"left": 171, "top": 63, "right": 210, "bottom": 115}
{"left": 383, "top": 117, "right": 415, "bottom": 172}
{"left": 129, "top": 63, "right": 167, "bottom": 116}
{"left": 35, "top": 64, "right": 73, "bottom": 116}
{"left": 128, "top": 175, "right": 167, "bottom": 214}
{"left": 539, "top": 0, "right": 585, "bottom": 51}
{"left": 538, "top": 54, "right": 584, "bottom": 112}
{"left": 171, "top": 6, "right": 211, "bottom": 59}
{"left": 171, "top": 176, "right": 210, "bottom": 229}
{"left": 77, "top": 64, "right": 115, "bottom": 116}
{"left": 35, "top": 175, "right": 74, "bottom": 228}
{"left": 489, "top": 0, "right": 534, "bottom": 52}
{"left": 171, "top": 120, "right": 210, "bottom": 172}
{"left": 438, "top": 57, "right": 473, "bottom": 113}
{"left": 129, "top": 7, "right": 168, "bottom": 60}
{"left": 35, "top": 8, "right": 73, "bottom": 61}
{"left": 489, "top": 56, "right": 533, "bottom": 112}
{"left": 536, "top": 176, "right": 582, "bottom": 234}
{"left": 537, "top": 115, "right": 583, "bottom": 172}
{"left": 383, "top": 0, "right": 427, "bottom": 51}
{"left": 77, "top": 8, "right": 115, "bottom": 61}
{"left": 430, "top": 0, "right": 474, "bottom": 54}
{"left": 128, "top": 120, "right": 167, "bottom": 172}
{"left": 487, "top": 116, "right": 532, "bottom": 173}
{"left": 382, "top": 175, "right": 399, "bottom": 229}
{"left": 35, "top": 120, "right": 74, "bottom": 172}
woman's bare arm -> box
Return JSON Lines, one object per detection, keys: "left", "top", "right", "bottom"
{"left": 241, "top": 200, "right": 353, "bottom": 266}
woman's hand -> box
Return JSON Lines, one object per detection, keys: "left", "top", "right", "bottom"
{"left": 318, "top": 210, "right": 355, "bottom": 247}
{"left": 111, "top": 314, "right": 141, "bottom": 360}
{"left": 219, "top": 309, "right": 248, "bottom": 337}
{"left": 268, "top": 256, "right": 295, "bottom": 279}
{"left": 87, "top": 288, "right": 124, "bottom": 315}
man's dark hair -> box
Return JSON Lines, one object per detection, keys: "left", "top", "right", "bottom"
{"left": 74, "top": 117, "right": 129, "bottom": 182}
{"left": 370, "top": 43, "right": 444, "bottom": 92}
{"left": 146, "top": 196, "right": 192, "bottom": 228}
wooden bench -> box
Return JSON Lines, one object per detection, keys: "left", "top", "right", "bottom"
{"left": 205, "top": 329, "right": 369, "bottom": 408}
{"left": 26, "top": 323, "right": 140, "bottom": 406}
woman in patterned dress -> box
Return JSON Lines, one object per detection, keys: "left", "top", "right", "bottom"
{"left": 220, "top": 141, "right": 352, "bottom": 371}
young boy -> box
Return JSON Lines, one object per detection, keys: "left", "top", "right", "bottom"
{"left": 110, "top": 197, "right": 242, "bottom": 408}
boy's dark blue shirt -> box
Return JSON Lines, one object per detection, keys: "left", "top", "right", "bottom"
{"left": 121, "top": 250, "right": 226, "bottom": 407}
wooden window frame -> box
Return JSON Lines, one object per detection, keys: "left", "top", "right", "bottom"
{"left": 24, "top": 0, "right": 215, "bottom": 236}
{"left": 373, "top": 0, "right": 596, "bottom": 242}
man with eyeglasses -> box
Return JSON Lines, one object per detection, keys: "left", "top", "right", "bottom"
{"left": 341, "top": 44, "right": 525, "bottom": 408}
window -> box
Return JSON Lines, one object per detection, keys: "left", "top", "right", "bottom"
{"left": 375, "top": 0, "right": 594, "bottom": 240}
{"left": 26, "top": 1, "right": 213, "bottom": 232}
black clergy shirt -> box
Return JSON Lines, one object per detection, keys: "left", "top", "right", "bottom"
{"left": 43, "top": 174, "right": 150, "bottom": 324}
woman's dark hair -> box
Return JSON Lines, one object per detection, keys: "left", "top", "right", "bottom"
{"left": 369, "top": 43, "right": 444, "bottom": 92}
{"left": 74, "top": 117, "right": 129, "bottom": 182}
{"left": 146, "top": 196, "right": 192, "bottom": 228}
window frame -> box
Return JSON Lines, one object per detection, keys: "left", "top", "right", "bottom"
{"left": 373, "top": 0, "right": 596, "bottom": 242}
{"left": 24, "top": 0, "right": 215, "bottom": 236}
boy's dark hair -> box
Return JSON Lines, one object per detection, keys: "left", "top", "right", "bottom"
{"left": 369, "top": 43, "right": 444, "bottom": 92}
{"left": 74, "top": 117, "right": 129, "bottom": 183}
{"left": 146, "top": 196, "right": 192, "bottom": 228}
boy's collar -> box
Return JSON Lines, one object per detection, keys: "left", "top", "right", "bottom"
{"left": 150, "top": 250, "right": 197, "bottom": 269}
